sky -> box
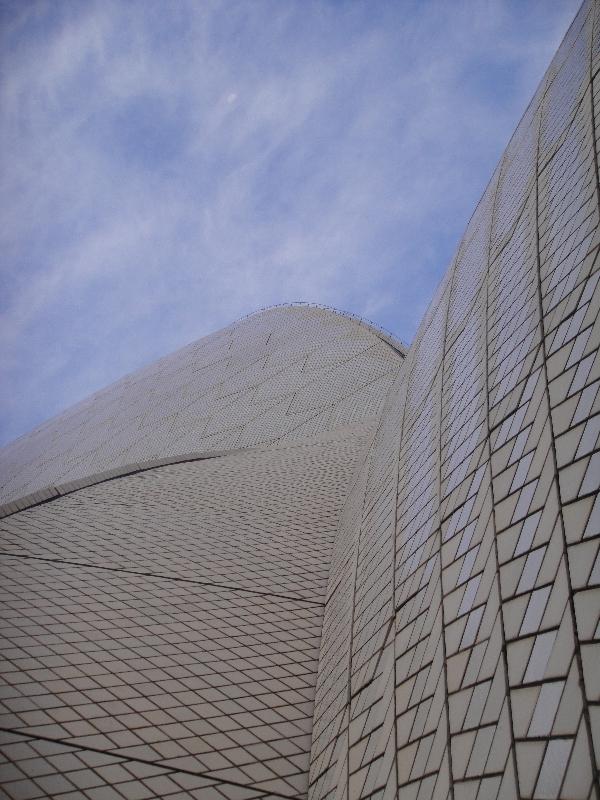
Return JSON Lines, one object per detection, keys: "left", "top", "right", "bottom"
{"left": 0, "top": 0, "right": 582, "bottom": 447}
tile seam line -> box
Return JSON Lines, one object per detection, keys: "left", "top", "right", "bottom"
{"left": 487, "top": 11, "right": 594, "bottom": 295}
{"left": 307, "top": 408, "right": 384, "bottom": 789}
{"left": 484, "top": 147, "right": 525, "bottom": 800}
{"left": 486, "top": 333, "right": 600, "bottom": 436}
{"left": 430, "top": 191, "right": 473, "bottom": 800}
{"left": 340, "top": 367, "right": 403, "bottom": 690}
{"left": 0, "top": 420, "right": 374, "bottom": 521}
{"left": 0, "top": 551, "right": 326, "bottom": 607}
{"left": 533, "top": 17, "right": 599, "bottom": 792}
{"left": 345, "top": 413, "right": 375, "bottom": 795}
{"left": 306, "top": 402, "right": 380, "bottom": 789}
{"left": 591, "top": 2, "right": 600, "bottom": 214}
{"left": 0, "top": 726, "right": 301, "bottom": 800}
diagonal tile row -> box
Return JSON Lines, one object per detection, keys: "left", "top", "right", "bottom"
{"left": 308, "top": 2, "right": 600, "bottom": 798}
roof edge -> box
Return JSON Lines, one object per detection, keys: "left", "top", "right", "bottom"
{"left": 0, "top": 419, "right": 377, "bottom": 521}
{"left": 238, "top": 302, "right": 408, "bottom": 358}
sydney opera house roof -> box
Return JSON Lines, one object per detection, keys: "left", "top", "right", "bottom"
{"left": 1, "top": 1, "right": 599, "bottom": 799}
{"left": 0, "top": 304, "right": 405, "bottom": 513}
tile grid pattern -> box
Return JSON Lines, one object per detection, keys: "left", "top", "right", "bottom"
{"left": 307, "top": 1, "right": 600, "bottom": 798}
{"left": 0, "top": 313, "right": 405, "bottom": 798}
{"left": 308, "top": 369, "right": 405, "bottom": 798}
{"left": 1, "top": 1, "right": 600, "bottom": 799}
{"left": 0, "top": 728, "right": 296, "bottom": 800}
{"left": 0, "top": 426, "right": 388, "bottom": 798}
{"left": 0, "top": 307, "right": 402, "bottom": 508}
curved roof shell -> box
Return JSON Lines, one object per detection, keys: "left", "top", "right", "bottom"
{"left": 0, "top": 305, "right": 404, "bottom": 508}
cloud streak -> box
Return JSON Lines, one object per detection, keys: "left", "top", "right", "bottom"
{"left": 0, "top": 0, "right": 581, "bottom": 445}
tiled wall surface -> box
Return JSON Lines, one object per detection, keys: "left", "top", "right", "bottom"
{"left": 0, "top": 307, "right": 402, "bottom": 508}
{"left": 308, "top": 1, "right": 600, "bottom": 798}
{"left": 0, "top": 313, "right": 404, "bottom": 799}
{"left": 1, "top": 1, "right": 600, "bottom": 799}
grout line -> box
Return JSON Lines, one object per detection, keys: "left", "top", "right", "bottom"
{"left": 0, "top": 551, "right": 326, "bottom": 607}
{"left": 0, "top": 726, "right": 299, "bottom": 800}
{"left": 484, "top": 139, "right": 523, "bottom": 800}
{"left": 0, "top": 420, "right": 376, "bottom": 521}
{"left": 533, "top": 26, "right": 600, "bottom": 793}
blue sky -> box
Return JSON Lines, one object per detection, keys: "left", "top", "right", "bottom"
{"left": 0, "top": 0, "right": 581, "bottom": 446}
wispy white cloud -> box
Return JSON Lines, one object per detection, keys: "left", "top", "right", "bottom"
{"left": 0, "top": 0, "right": 581, "bottom": 444}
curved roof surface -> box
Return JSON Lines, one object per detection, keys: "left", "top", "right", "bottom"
{"left": 0, "top": 305, "right": 404, "bottom": 507}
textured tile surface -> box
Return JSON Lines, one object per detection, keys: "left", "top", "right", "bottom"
{"left": 307, "top": 2, "right": 600, "bottom": 798}
{"left": 1, "top": 1, "right": 600, "bottom": 799}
